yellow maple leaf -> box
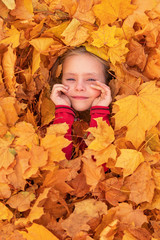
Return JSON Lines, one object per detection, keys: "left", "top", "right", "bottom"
{"left": 91, "top": 25, "right": 119, "bottom": 48}
{"left": 61, "top": 18, "right": 89, "bottom": 46}
{"left": 115, "top": 149, "right": 144, "bottom": 177}
{"left": 84, "top": 44, "right": 109, "bottom": 61}
{"left": 0, "top": 202, "right": 13, "bottom": 221}
{"left": 19, "top": 223, "right": 58, "bottom": 240}
{"left": 0, "top": 25, "right": 20, "bottom": 48}
{"left": 113, "top": 81, "right": 160, "bottom": 148}
{"left": 41, "top": 123, "right": 70, "bottom": 162}
{"left": 93, "top": 0, "right": 136, "bottom": 25}
{"left": 87, "top": 118, "right": 115, "bottom": 151}
{"left": 107, "top": 39, "right": 129, "bottom": 65}
{"left": 10, "top": 121, "right": 39, "bottom": 149}
{"left": 29, "top": 37, "right": 55, "bottom": 54}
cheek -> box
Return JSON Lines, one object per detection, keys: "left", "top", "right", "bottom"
{"left": 89, "top": 88, "right": 101, "bottom": 98}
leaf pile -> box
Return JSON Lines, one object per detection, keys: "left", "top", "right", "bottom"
{"left": 1, "top": 0, "right": 160, "bottom": 239}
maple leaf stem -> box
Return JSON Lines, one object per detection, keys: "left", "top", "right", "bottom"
{"left": 108, "top": 70, "right": 139, "bottom": 96}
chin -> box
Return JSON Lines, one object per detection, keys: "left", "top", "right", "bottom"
{"left": 72, "top": 104, "right": 91, "bottom": 112}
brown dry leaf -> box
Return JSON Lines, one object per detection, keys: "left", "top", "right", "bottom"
{"left": 82, "top": 156, "right": 105, "bottom": 191}
{"left": 101, "top": 177, "right": 128, "bottom": 206}
{"left": 10, "top": 0, "right": 34, "bottom": 19}
{"left": 40, "top": 96, "right": 55, "bottom": 126}
{"left": 61, "top": 198, "right": 107, "bottom": 238}
{"left": 68, "top": 172, "right": 90, "bottom": 198}
{"left": 43, "top": 168, "right": 73, "bottom": 194}
{"left": 61, "top": 18, "right": 89, "bottom": 46}
{"left": 140, "top": 189, "right": 160, "bottom": 211}
{"left": 115, "top": 149, "right": 144, "bottom": 177}
{"left": 7, "top": 191, "right": 36, "bottom": 212}
{"left": 114, "top": 202, "right": 147, "bottom": 227}
{"left": 144, "top": 49, "right": 160, "bottom": 79}
{"left": 126, "top": 39, "right": 147, "bottom": 71}
{"left": 93, "top": 0, "right": 136, "bottom": 25}
{"left": 124, "top": 162, "right": 155, "bottom": 204}
{"left": 2, "top": 46, "right": 16, "bottom": 96}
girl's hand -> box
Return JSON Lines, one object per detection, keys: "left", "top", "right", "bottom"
{"left": 50, "top": 84, "right": 71, "bottom": 106}
{"left": 91, "top": 81, "right": 112, "bottom": 107}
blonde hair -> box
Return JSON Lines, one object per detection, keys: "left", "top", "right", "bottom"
{"left": 50, "top": 46, "right": 110, "bottom": 86}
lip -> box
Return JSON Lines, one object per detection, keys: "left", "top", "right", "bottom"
{"left": 71, "top": 96, "right": 89, "bottom": 99}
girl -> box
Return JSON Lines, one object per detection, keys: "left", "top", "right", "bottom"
{"left": 50, "top": 47, "right": 112, "bottom": 169}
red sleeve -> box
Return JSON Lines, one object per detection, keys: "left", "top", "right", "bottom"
{"left": 53, "top": 105, "right": 75, "bottom": 160}
{"left": 90, "top": 106, "right": 110, "bottom": 172}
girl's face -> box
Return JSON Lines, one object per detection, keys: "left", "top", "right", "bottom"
{"left": 62, "top": 53, "right": 106, "bottom": 111}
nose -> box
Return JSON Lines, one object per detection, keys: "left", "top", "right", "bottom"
{"left": 75, "top": 80, "right": 85, "bottom": 91}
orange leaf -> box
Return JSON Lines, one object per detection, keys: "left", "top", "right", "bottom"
{"left": 2, "top": 46, "right": 16, "bottom": 95}
{"left": 0, "top": 202, "right": 13, "bottom": 221}
{"left": 93, "top": 0, "right": 136, "bottom": 25}
{"left": 10, "top": 121, "right": 39, "bottom": 149}
{"left": 61, "top": 18, "right": 89, "bottom": 46}
{"left": 7, "top": 191, "right": 35, "bottom": 212}
{"left": 19, "top": 223, "right": 58, "bottom": 240}
{"left": 10, "top": 0, "right": 33, "bottom": 19}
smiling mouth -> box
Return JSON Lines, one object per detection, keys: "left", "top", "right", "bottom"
{"left": 71, "top": 96, "right": 89, "bottom": 99}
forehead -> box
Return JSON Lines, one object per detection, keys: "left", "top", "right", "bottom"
{"left": 62, "top": 53, "right": 105, "bottom": 75}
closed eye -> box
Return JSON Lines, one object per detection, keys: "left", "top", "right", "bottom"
{"left": 66, "top": 78, "right": 75, "bottom": 81}
{"left": 87, "top": 78, "right": 96, "bottom": 82}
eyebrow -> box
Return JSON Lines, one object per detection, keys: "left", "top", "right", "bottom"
{"left": 63, "top": 72, "right": 99, "bottom": 76}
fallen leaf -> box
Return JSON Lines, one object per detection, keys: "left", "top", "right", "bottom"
{"left": 115, "top": 149, "right": 144, "bottom": 177}
{"left": 11, "top": 121, "right": 39, "bottom": 149}
{"left": 0, "top": 202, "right": 13, "bottom": 221}
{"left": 124, "top": 162, "right": 155, "bottom": 204}
{"left": 61, "top": 199, "right": 107, "bottom": 238}
{"left": 93, "top": 0, "right": 136, "bottom": 25}
{"left": 2, "top": 46, "right": 16, "bottom": 95}
{"left": 61, "top": 18, "right": 89, "bottom": 46}
{"left": 19, "top": 223, "right": 58, "bottom": 240}
{"left": 7, "top": 191, "right": 36, "bottom": 212}
{"left": 113, "top": 81, "right": 160, "bottom": 148}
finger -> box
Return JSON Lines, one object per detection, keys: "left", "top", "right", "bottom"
{"left": 90, "top": 84, "right": 106, "bottom": 94}
{"left": 95, "top": 81, "right": 111, "bottom": 90}
{"left": 52, "top": 84, "right": 69, "bottom": 91}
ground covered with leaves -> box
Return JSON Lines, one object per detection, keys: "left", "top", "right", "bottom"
{"left": 0, "top": 0, "right": 160, "bottom": 239}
